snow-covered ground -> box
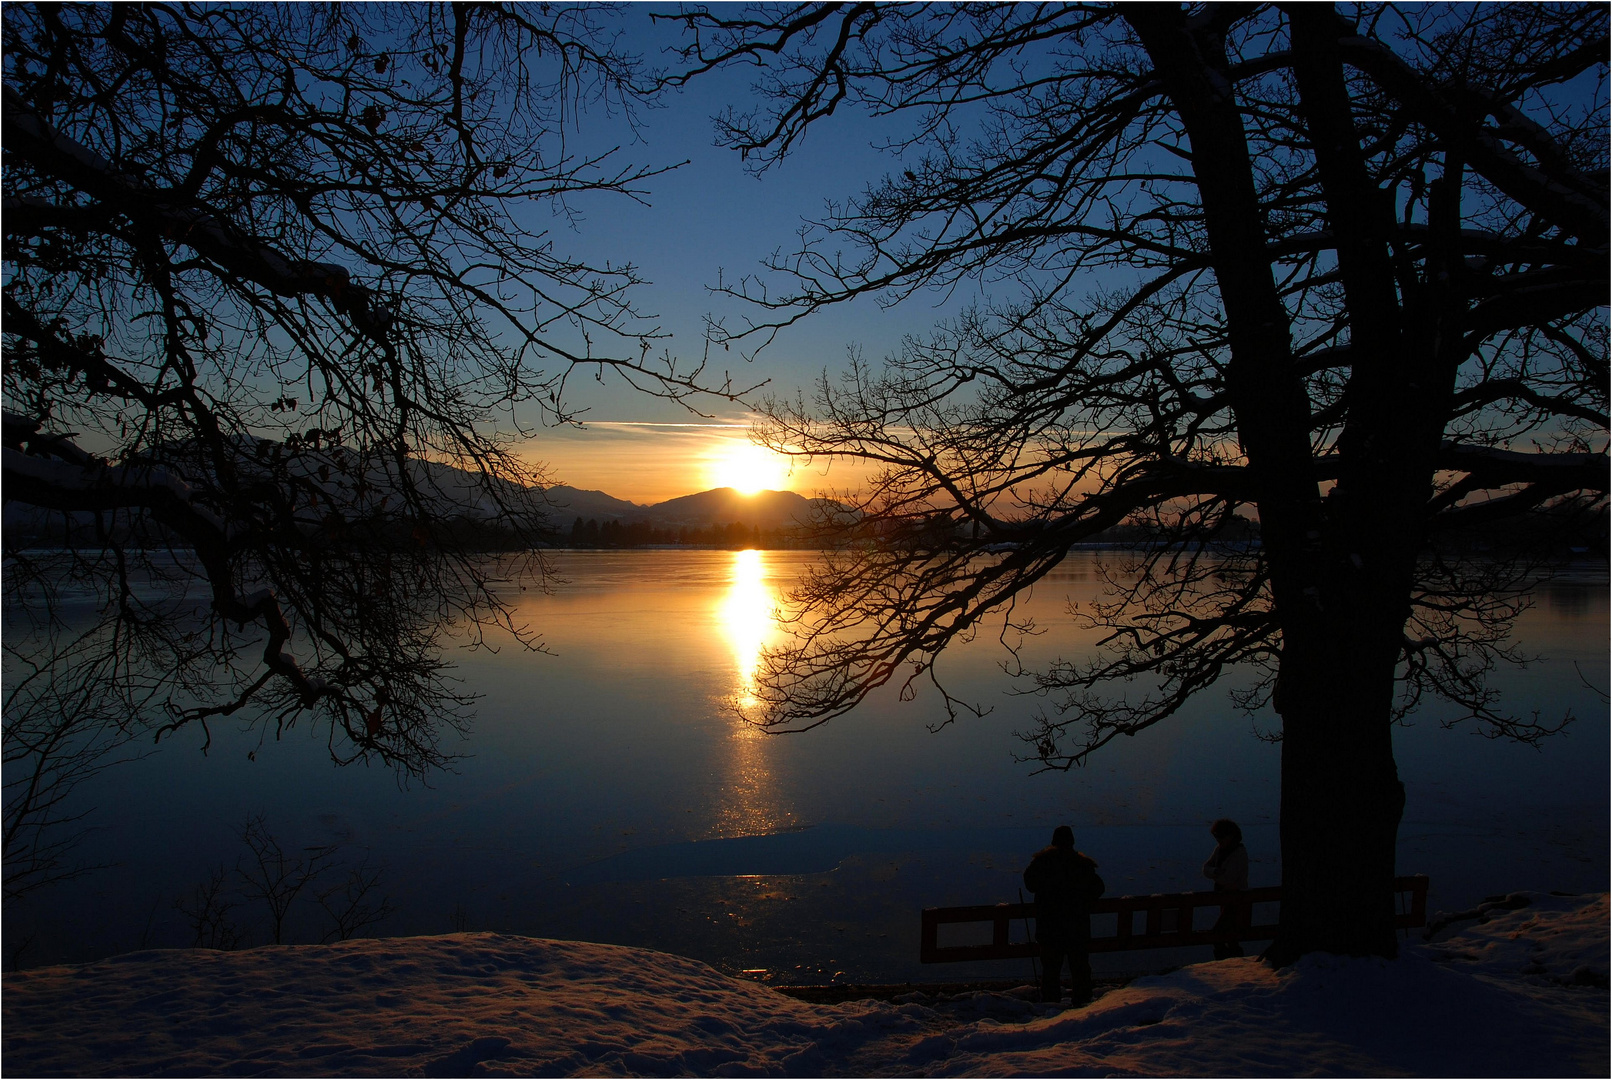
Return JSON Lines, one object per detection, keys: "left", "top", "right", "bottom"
{"left": 4, "top": 891, "right": 1605, "bottom": 1076}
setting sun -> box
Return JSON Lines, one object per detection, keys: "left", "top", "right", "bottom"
{"left": 708, "top": 440, "right": 792, "bottom": 495}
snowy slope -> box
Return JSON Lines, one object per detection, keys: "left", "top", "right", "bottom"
{"left": 4, "top": 892, "right": 1605, "bottom": 1077}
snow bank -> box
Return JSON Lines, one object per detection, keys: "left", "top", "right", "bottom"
{"left": 4, "top": 892, "right": 1605, "bottom": 1077}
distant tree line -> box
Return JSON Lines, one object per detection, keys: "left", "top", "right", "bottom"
{"left": 565, "top": 517, "right": 802, "bottom": 549}
{"left": 13, "top": 500, "right": 1598, "bottom": 559}
{"left": 563, "top": 503, "right": 1605, "bottom": 558}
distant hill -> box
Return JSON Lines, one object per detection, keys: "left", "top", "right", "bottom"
{"left": 1, "top": 442, "right": 554, "bottom": 546}
{"left": 2, "top": 445, "right": 834, "bottom": 545}
{"left": 634, "top": 488, "right": 830, "bottom": 530}
{"left": 539, "top": 485, "right": 649, "bottom": 522}
{"left": 11, "top": 446, "right": 1599, "bottom": 555}
{"left": 539, "top": 485, "right": 842, "bottom": 530}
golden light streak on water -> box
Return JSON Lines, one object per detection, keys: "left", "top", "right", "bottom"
{"left": 713, "top": 549, "right": 793, "bottom": 835}
{"left": 718, "top": 548, "right": 778, "bottom": 712}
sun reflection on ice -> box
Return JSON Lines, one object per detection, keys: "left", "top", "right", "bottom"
{"left": 719, "top": 548, "right": 781, "bottom": 712}
{"left": 714, "top": 549, "right": 793, "bottom": 835}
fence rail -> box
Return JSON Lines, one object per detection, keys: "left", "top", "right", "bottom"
{"left": 920, "top": 875, "right": 1429, "bottom": 964}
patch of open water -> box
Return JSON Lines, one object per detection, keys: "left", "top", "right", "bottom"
{"left": 5, "top": 550, "right": 1606, "bottom": 982}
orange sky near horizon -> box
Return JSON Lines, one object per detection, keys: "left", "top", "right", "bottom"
{"left": 521, "top": 421, "right": 872, "bottom": 506}
{"left": 521, "top": 419, "right": 1142, "bottom": 511}
{"left": 522, "top": 419, "right": 1138, "bottom": 512}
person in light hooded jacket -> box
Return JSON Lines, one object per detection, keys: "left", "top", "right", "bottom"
{"left": 1202, "top": 818, "right": 1248, "bottom": 959}
{"left": 1022, "top": 825, "right": 1104, "bottom": 1005}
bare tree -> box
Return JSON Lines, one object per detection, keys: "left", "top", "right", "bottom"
{"left": 235, "top": 814, "right": 338, "bottom": 947}
{"left": 315, "top": 858, "right": 396, "bottom": 943}
{"left": 2, "top": 612, "right": 155, "bottom": 900}
{"left": 174, "top": 864, "right": 245, "bottom": 951}
{"left": 1, "top": 4, "right": 746, "bottom": 894}
{"left": 665, "top": 3, "right": 1608, "bottom": 961}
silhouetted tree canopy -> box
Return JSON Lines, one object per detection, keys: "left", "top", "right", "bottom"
{"left": 0, "top": 2, "right": 739, "bottom": 897}
{"left": 667, "top": 3, "right": 1608, "bottom": 961}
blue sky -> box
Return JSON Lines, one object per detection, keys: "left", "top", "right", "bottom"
{"left": 510, "top": 10, "right": 982, "bottom": 502}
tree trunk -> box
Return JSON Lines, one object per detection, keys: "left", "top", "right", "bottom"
{"left": 1266, "top": 613, "right": 1407, "bottom": 964}
{"left": 1128, "top": 7, "right": 1432, "bottom": 964}
{"left": 1263, "top": 7, "right": 1467, "bottom": 964}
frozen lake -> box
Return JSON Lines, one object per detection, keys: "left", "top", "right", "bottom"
{"left": 6, "top": 549, "right": 1607, "bottom": 982}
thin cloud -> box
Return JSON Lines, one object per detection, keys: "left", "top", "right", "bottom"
{"left": 581, "top": 421, "right": 754, "bottom": 429}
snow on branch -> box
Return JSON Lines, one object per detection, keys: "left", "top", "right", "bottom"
{"left": 1436, "top": 442, "right": 1609, "bottom": 488}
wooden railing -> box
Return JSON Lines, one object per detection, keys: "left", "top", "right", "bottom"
{"left": 919, "top": 875, "right": 1429, "bottom": 964}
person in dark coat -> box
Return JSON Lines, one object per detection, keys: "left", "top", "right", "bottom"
{"left": 1202, "top": 818, "right": 1248, "bottom": 960}
{"left": 1022, "top": 825, "right": 1104, "bottom": 1005}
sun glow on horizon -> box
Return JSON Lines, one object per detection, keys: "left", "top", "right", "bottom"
{"left": 707, "top": 440, "right": 793, "bottom": 496}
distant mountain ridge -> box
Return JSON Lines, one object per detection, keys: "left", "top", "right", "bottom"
{"left": 1, "top": 442, "right": 835, "bottom": 540}
{"left": 542, "top": 485, "right": 832, "bottom": 530}
{"left": 539, "top": 486, "right": 648, "bottom": 522}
